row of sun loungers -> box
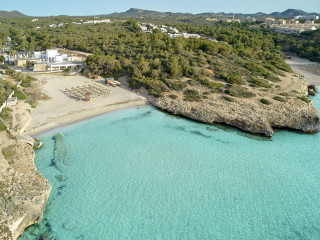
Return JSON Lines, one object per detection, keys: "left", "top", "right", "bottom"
{"left": 293, "top": 64, "right": 320, "bottom": 76}
{"left": 63, "top": 84, "right": 111, "bottom": 101}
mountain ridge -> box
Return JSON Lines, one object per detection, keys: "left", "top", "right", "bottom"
{"left": 102, "top": 8, "right": 320, "bottom": 18}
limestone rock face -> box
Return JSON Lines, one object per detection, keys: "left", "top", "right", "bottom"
{"left": 149, "top": 95, "right": 319, "bottom": 137}
{"left": 0, "top": 142, "right": 51, "bottom": 240}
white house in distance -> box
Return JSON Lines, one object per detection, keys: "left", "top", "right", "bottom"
{"left": 294, "top": 15, "right": 319, "bottom": 20}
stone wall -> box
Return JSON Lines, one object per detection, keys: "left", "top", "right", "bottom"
{"left": 33, "top": 64, "right": 48, "bottom": 72}
{"left": 14, "top": 60, "right": 27, "bottom": 67}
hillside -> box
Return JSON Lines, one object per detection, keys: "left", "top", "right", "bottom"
{"left": 0, "top": 10, "right": 27, "bottom": 17}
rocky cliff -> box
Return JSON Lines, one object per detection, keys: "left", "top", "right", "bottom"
{"left": 148, "top": 72, "right": 319, "bottom": 137}
{"left": 0, "top": 101, "right": 51, "bottom": 239}
{"left": 0, "top": 141, "right": 51, "bottom": 240}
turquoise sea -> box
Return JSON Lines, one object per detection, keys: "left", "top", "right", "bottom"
{"left": 20, "top": 94, "right": 320, "bottom": 240}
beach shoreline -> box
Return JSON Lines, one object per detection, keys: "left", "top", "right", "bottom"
{"left": 29, "top": 99, "right": 149, "bottom": 136}
{"left": 25, "top": 73, "right": 148, "bottom": 136}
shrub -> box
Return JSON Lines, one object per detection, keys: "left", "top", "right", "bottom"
{"left": 249, "top": 78, "right": 271, "bottom": 88}
{"left": 128, "top": 78, "right": 142, "bottom": 89}
{"left": 217, "top": 72, "right": 245, "bottom": 84}
{"left": 223, "top": 96, "right": 235, "bottom": 102}
{"left": 297, "top": 96, "right": 311, "bottom": 103}
{"left": 268, "top": 74, "right": 281, "bottom": 82}
{"left": 226, "top": 85, "right": 256, "bottom": 98}
{"left": 183, "top": 89, "right": 201, "bottom": 102}
{"left": 0, "top": 121, "right": 7, "bottom": 131}
{"left": 20, "top": 76, "right": 37, "bottom": 88}
{"left": 187, "top": 80, "right": 200, "bottom": 87}
{"left": 148, "top": 89, "right": 164, "bottom": 98}
{"left": 0, "top": 107, "right": 13, "bottom": 126}
{"left": 13, "top": 88, "right": 27, "bottom": 100}
{"left": 279, "top": 92, "right": 289, "bottom": 96}
{"left": 273, "top": 96, "right": 286, "bottom": 102}
{"left": 2, "top": 145, "right": 15, "bottom": 163}
{"left": 165, "top": 80, "right": 187, "bottom": 91}
{"left": 169, "top": 94, "right": 178, "bottom": 99}
{"left": 199, "top": 78, "right": 224, "bottom": 90}
{"left": 260, "top": 99, "right": 271, "bottom": 105}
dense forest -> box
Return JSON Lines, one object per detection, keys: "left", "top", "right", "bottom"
{"left": 274, "top": 29, "right": 320, "bottom": 62}
{"left": 0, "top": 16, "right": 318, "bottom": 97}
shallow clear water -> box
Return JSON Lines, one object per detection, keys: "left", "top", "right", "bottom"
{"left": 20, "top": 94, "right": 320, "bottom": 240}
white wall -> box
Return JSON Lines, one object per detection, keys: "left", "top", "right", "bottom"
{"left": 46, "top": 50, "right": 59, "bottom": 62}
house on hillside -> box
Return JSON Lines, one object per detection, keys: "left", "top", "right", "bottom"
{"left": 6, "top": 97, "right": 17, "bottom": 106}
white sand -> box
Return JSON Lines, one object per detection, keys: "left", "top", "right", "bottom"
{"left": 286, "top": 56, "right": 320, "bottom": 86}
{"left": 25, "top": 73, "right": 147, "bottom": 135}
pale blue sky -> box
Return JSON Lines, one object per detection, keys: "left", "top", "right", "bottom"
{"left": 1, "top": 0, "right": 319, "bottom": 16}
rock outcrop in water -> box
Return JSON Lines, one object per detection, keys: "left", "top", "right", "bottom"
{"left": 0, "top": 142, "right": 51, "bottom": 240}
{"left": 150, "top": 96, "right": 319, "bottom": 137}
{"left": 53, "top": 133, "right": 70, "bottom": 173}
{"left": 147, "top": 72, "right": 319, "bottom": 137}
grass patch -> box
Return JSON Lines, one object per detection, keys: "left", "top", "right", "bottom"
{"left": 2, "top": 145, "right": 15, "bottom": 164}
{"left": 273, "top": 96, "right": 286, "bottom": 102}
{"left": 0, "top": 108, "right": 13, "bottom": 128}
{"left": 260, "top": 99, "right": 271, "bottom": 105}
{"left": 13, "top": 87, "right": 27, "bottom": 100}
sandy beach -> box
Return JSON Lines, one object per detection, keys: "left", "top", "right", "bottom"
{"left": 25, "top": 73, "right": 148, "bottom": 135}
{"left": 286, "top": 56, "right": 320, "bottom": 86}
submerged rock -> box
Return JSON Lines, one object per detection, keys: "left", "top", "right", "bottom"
{"left": 53, "top": 133, "right": 70, "bottom": 172}
{"left": 30, "top": 227, "right": 40, "bottom": 236}
{"left": 55, "top": 175, "right": 68, "bottom": 182}
{"left": 62, "top": 222, "right": 73, "bottom": 231}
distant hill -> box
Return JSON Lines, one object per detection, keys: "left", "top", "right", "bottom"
{"left": 102, "top": 8, "right": 192, "bottom": 18}
{"left": 269, "top": 9, "right": 308, "bottom": 18}
{"left": 103, "top": 8, "right": 319, "bottom": 19}
{"left": 0, "top": 10, "right": 28, "bottom": 17}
